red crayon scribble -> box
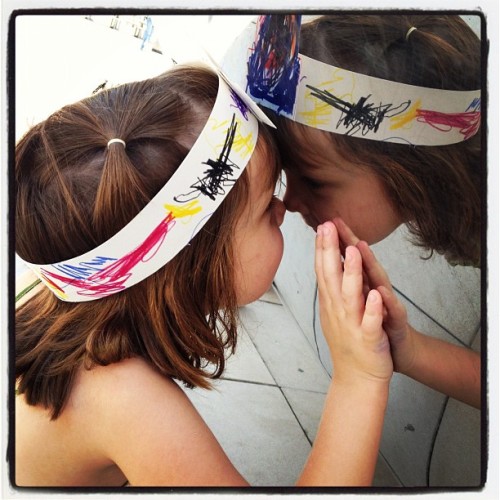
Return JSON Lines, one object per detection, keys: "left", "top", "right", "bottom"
{"left": 43, "top": 213, "right": 177, "bottom": 299}
{"left": 416, "top": 109, "right": 480, "bottom": 140}
{"left": 40, "top": 272, "right": 66, "bottom": 294}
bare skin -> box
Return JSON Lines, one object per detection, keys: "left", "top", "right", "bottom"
{"left": 333, "top": 217, "right": 481, "bottom": 409}
{"left": 15, "top": 221, "right": 393, "bottom": 486}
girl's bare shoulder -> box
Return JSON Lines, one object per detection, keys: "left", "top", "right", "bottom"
{"left": 72, "top": 358, "right": 247, "bottom": 486}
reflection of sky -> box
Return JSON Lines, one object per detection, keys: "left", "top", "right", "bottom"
{"left": 15, "top": 14, "right": 254, "bottom": 275}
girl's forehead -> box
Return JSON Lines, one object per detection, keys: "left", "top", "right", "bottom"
{"left": 286, "top": 127, "right": 338, "bottom": 170}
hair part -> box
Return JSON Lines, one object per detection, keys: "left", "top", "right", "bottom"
{"left": 16, "top": 65, "right": 281, "bottom": 419}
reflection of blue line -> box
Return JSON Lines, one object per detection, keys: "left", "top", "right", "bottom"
{"left": 189, "top": 212, "right": 214, "bottom": 241}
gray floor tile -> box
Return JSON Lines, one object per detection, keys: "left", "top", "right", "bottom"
{"left": 372, "top": 225, "right": 481, "bottom": 344}
{"left": 259, "top": 285, "right": 283, "bottom": 305}
{"left": 239, "top": 300, "right": 331, "bottom": 393}
{"left": 224, "top": 326, "right": 275, "bottom": 385}
{"left": 281, "top": 387, "right": 326, "bottom": 443}
{"left": 181, "top": 379, "right": 311, "bottom": 486}
{"left": 274, "top": 212, "right": 318, "bottom": 347}
{"left": 373, "top": 453, "right": 403, "bottom": 487}
{"left": 428, "top": 397, "right": 482, "bottom": 487}
{"left": 381, "top": 372, "right": 448, "bottom": 486}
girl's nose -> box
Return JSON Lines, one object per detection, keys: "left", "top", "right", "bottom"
{"left": 275, "top": 198, "right": 286, "bottom": 227}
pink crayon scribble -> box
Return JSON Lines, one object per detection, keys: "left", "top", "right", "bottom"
{"left": 43, "top": 213, "right": 177, "bottom": 299}
{"left": 416, "top": 109, "right": 480, "bottom": 140}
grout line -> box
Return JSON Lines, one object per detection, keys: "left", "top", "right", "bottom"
{"left": 270, "top": 282, "right": 332, "bottom": 380}
{"left": 278, "top": 387, "right": 314, "bottom": 447}
{"left": 425, "top": 396, "right": 449, "bottom": 486}
{"left": 394, "top": 286, "right": 470, "bottom": 347}
{"left": 377, "top": 451, "right": 404, "bottom": 487}
{"left": 219, "top": 376, "right": 277, "bottom": 388}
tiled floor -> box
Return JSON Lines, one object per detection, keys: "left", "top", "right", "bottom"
{"left": 180, "top": 286, "right": 402, "bottom": 487}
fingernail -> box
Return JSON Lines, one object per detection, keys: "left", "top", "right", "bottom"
{"left": 316, "top": 225, "right": 323, "bottom": 236}
{"left": 368, "top": 290, "right": 378, "bottom": 302}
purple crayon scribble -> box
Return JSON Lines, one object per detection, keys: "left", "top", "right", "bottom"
{"left": 246, "top": 15, "right": 302, "bottom": 116}
{"left": 229, "top": 88, "right": 249, "bottom": 120}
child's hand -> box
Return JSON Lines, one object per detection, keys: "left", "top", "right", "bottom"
{"left": 315, "top": 221, "right": 393, "bottom": 386}
{"left": 333, "top": 217, "right": 416, "bottom": 374}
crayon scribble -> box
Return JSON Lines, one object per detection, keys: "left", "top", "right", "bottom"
{"left": 229, "top": 88, "right": 249, "bottom": 120}
{"left": 42, "top": 212, "right": 177, "bottom": 298}
{"left": 416, "top": 109, "right": 481, "bottom": 140}
{"left": 390, "top": 100, "right": 421, "bottom": 130}
{"left": 416, "top": 97, "right": 481, "bottom": 140}
{"left": 247, "top": 15, "right": 301, "bottom": 115}
{"left": 175, "top": 114, "right": 240, "bottom": 202}
{"left": 306, "top": 84, "right": 411, "bottom": 136}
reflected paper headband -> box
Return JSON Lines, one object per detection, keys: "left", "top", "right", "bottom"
{"left": 25, "top": 74, "right": 268, "bottom": 302}
{"left": 222, "top": 15, "right": 481, "bottom": 146}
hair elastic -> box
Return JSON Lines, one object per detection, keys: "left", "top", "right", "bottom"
{"left": 222, "top": 15, "right": 481, "bottom": 146}
{"left": 24, "top": 73, "right": 269, "bottom": 302}
{"left": 107, "top": 138, "right": 126, "bottom": 148}
{"left": 405, "top": 26, "right": 418, "bottom": 41}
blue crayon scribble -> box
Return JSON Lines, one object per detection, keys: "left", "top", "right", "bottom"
{"left": 246, "top": 15, "right": 302, "bottom": 116}
{"left": 466, "top": 97, "right": 481, "bottom": 112}
{"left": 53, "top": 256, "right": 117, "bottom": 280}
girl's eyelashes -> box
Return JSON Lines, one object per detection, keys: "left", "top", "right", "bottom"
{"left": 302, "top": 176, "right": 323, "bottom": 190}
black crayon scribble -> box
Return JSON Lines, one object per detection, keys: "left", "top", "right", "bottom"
{"left": 175, "top": 114, "right": 240, "bottom": 203}
{"left": 306, "top": 84, "right": 411, "bottom": 136}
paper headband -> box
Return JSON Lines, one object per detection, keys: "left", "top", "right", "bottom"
{"left": 222, "top": 15, "right": 481, "bottom": 146}
{"left": 25, "top": 73, "right": 268, "bottom": 302}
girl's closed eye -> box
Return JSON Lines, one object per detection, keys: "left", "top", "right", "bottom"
{"left": 302, "top": 176, "right": 324, "bottom": 190}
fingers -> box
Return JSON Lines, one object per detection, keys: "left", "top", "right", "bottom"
{"left": 333, "top": 217, "right": 360, "bottom": 247}
{"left": 356, "top": 241, "right": 393, "bottom": 291}
{"left": 378, "top": 285, "right": 408, "bottom": 330}
{"left": 341, "top": 246, "right": 364, "bottom": 320}
{"left": 315, "top": 222, "right": 343, "bottom": 302}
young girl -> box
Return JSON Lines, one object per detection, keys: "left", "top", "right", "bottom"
{"left": 278, "top": 14, "right": 482, "bottom": 409}
{"left": 14, "top": 64, "right": 394, "bottom": 486}
{"left": 223, "top": 14, "right": 481, "bottom": 407}
{"left": 276, "top": 14, "right": 482, "bottom": 268}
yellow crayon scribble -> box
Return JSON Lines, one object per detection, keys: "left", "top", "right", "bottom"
{"left": 390, "top": 99, "right": 421, "bottom": 130}
{"left": 300, "top": 71, "right": 355, "bottom": 128}
{"left": 300, "top": 99, "right": 334, "bottom": 127}
{"left": 232, "top": 129, "right": 255, "bottom": 156}
{"left": 164, "top": 200, "right": 202, "bottom": 219}
{"left": 209, "top": 117, "right": 255, "bottom": 157}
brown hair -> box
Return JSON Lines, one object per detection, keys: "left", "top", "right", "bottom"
{"left": 15, "top": 65, "right": 280, "bottom": 419}
{"left": 275, "top": 14, "right": 482, "bottom": 266}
